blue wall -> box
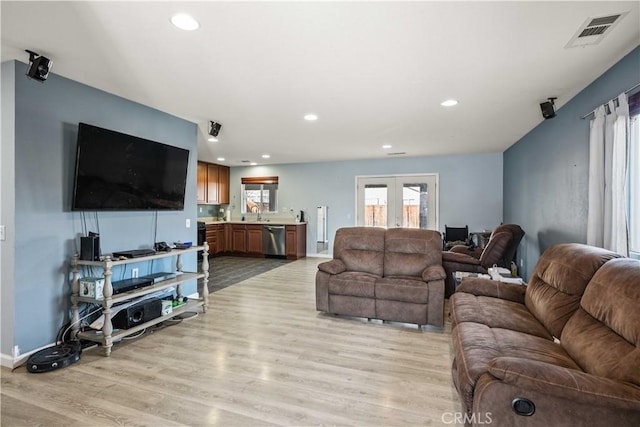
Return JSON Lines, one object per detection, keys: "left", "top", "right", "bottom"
{"left": 231, "top": 152, "right": 504, "bottom": 255}
{"left": 6, "top": 61, "right": 198, "bottom": 355}
{"left": 504, "top": 46, "right": 640, "bottom": 279}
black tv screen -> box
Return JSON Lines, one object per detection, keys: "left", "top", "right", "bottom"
{"left": 72, "top": 123, "right": 190, "bottom": 211}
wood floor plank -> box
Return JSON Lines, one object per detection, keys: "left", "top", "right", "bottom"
{"left": 1, "top": 257, "right": 461, "bottom": 426}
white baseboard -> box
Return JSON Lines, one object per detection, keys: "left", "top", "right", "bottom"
{"left": 0, "top": 352, "right": 14, "bottom": 369}
{"left": 309, "top": 253, "right": 332, "bottom": 258}
{"left": 1, "top": 341, "right": 58, "bottom": 369}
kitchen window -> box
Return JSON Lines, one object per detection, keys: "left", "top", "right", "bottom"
{"left": 241, "top": 176, "right": 278, "bottom": 214}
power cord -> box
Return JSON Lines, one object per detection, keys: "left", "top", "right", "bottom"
{"left": 122, "top": 329, "right": 146, "bottom": 340}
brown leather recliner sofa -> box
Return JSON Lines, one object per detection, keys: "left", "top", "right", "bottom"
{"left": 442, "top": 224, "right": 525, "bottom": 297}
{"left": 450, "top": 243, "right": 640, "bottom": 426}
{"left": 316, "top": 227, "right": 446, "bottom": 327}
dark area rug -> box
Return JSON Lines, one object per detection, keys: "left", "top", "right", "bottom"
{"left": 205, "top": 256, "right": 291, "bottom": 293}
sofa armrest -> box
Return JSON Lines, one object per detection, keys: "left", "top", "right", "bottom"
{"left": 422, "top": 264, "right": 446, "bottom": 282}
{"left": 317, "top": 259, "right": 346, "bottom": 275}
{"left": 456, "top": 277, "right": 526, "bottom": 303}
{"left": 449, "top": 245, "right": 482, "bottom": 259}
{"left": 488, "top": 357, "right": 640, "bottom": 412}
{"left": 442, "top": 251, "right": 481, "bottom": 265}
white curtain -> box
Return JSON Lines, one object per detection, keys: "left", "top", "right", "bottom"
{"left": 610, "top": 95, "right": 629, "bottom": 255}
{"left": 587, "top": 106, "right": 606, "bottom": 247}
{"left": 587, "top": 93, "right": 630, "bottom": 256}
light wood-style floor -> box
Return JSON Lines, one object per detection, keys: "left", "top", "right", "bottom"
{"left": 1, "top": 257, "right": 461, "bottom": 426}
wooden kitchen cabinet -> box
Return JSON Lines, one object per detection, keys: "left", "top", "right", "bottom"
{"left": 217, "top": 165, "right": 230, "bottom": 204}
{"left": 196, "top": 162, "right": 207, "bottom": 204}
{"left": 205, "top": 224, "right": 217, "bottom": 254}
{"left": 197, "top": 161, "right": 230, "bottom": 205}
{"left": 206, "top": 163, "right": 220, "bottom": 204}
{"left": 216, "top": 224, "right": 225, "bottom": 255}
{"left": 224, "top": 223, "right": 232, "bottom": 252}
{"left": 246, "top": 225, "right": 263, "bottom": 255}
{"left": 231, "top": 225, "right": 247, "bottom": 253}
{"left": 286, "top": 224, "right": 307, "bottom": 260}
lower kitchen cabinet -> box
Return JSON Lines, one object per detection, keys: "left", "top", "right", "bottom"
{"left": 231, "top": 225, "right": 247, "bottom": 253}
{"left": 246, "top": 225, "right": 263, "bottom": 255}
{"left": 286, "top": 224, "right": 307, "bottom": 260}
{"left": 205, "top": 222, "right": 306, "bottom": 259}
{"left": 216, "top": 224, "right": 225, "bottom": 255}
{"left": 205, "top": 224, "right": 217, "bottom": 254}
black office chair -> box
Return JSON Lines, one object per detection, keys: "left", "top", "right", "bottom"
{"left": 443, "top": 225, "right": 469, "bottom": 250}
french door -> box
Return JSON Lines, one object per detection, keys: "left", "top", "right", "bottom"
{"left": 356, "top": 174, "right": 438, "bottom": 229}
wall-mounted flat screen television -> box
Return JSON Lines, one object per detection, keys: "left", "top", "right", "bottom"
{"left": 72, "top": 122, "right": 190, "bottom": 211}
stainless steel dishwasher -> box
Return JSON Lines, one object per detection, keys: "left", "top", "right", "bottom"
{"left": 263, "top": 225, "right": 286, "bottom": 257}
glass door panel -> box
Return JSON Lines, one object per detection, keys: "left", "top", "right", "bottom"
{"left": 364, "top": 184, "right": 388, "bottom": 227}
{"left": 357, "top": 175, "right": 437, "bottom": 229}
{"left": 396, "top": 176, "right": 437, "bottom": 229}
{"left": 356, "top": 177, "right": 395, "bottom": 228}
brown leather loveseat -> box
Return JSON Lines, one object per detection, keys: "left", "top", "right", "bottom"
{"left": 316, "top": 227, "right": 445, "bottom": 327}
{"left": 450, "top": 243, "right": 640, "bottom": 426}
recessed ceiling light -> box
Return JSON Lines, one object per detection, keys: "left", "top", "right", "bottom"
{"left": 208, "top": 136, "right": 218, "bottom": 142}
{"left": 171, "top": 13, "right": 199, "bottom": 31}
{"left": 262, "top": 154, "right": 271, "bottom": 159}
{"left": 217, "top": 157, "right": 225, "bottom": 161}
{"left": 304, "top": 113, "right": 318, "bottom": 121}
{"left": 250, "top": 162, "right": 258, "bottom": 166}
{"left": 382, "top": 144, "right": 392, "bottom": 149}
{"left": 441, "top": 99, "right": 459, "bottom": 107}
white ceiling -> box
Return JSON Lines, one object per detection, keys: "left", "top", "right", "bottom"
{"left": 2, "top": 1, "right": 639, "bottom": 166}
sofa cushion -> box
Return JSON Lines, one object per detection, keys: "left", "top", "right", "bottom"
{"left": 375, "top": 277, "right": 429, "bottom": 303}
{"left": 334, "top": 227, "right": 386, "bottom": 276}
{"left": 383, "top": 228, "right": 442, "bottom": 277}
{"left": 524, "top": 243, "right": 621, "bottom": 338}
{"left": 452, "top": 322, "right": 581, "bottom": 412}
{"left": 328, "top": 272, "right": 377, "bottom": 298}
{"left": 561, "top": 258, "right": 640, "bottom": 387}
{"left": 376, "top": 299, "right": 427, "bottom": 325}
{"left": 450, "top": 292, "right": 552, "bottom": 339}
{"left": 329, "top": 295, "right": 375, "bottom": 319}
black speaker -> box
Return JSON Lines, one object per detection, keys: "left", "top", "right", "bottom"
{"left": 80, "top": 235, "right": 100, "bottom": 261}
{"left": 112, "top": 299, "right": 162, "bottom": 329}
{"left": 540, "top": 99, "right": 556, "bottom": 119}
{"left": 209, "top": 121, "right": 222, "bottom": 137}
{"left": 25, "top": 50, "right": 52, "bottom": 82}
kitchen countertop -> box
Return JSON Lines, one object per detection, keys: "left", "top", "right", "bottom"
{"left": 198, "top": 217, "right": 307, "bottom": 225}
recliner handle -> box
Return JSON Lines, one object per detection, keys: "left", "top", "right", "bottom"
{"left": 512, "top": 397, "right": 535, "bottom": 416}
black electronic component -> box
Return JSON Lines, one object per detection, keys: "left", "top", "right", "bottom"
{"left": 540, "top": 97, "right": 557, "bottom": 119}
{"left": 112, "top": 299, "right": 162, "bottom": 329}
{"left": 80, "top": 234, "right": 100, "bottom": 261}
{"left": 72, "top": 122, "right": 189, "bottom": 211}
{"left": 27, "top": 342, "right": 81, "bottom": 373}
{"left": 112, "top": 248, "right": 156, "bottom": 259}
{"left": 25, "top": 49, "right": 52, "bottom": 82}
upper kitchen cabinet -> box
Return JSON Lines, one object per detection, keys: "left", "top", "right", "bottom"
{"left": 217, "top": 164, "right": 230, "bottom": 204}
{"left": 197, "top": 162, "right": 207, "bottom": 204}
{"left": 197, "top": 161, "right": 230, "bottom": 205}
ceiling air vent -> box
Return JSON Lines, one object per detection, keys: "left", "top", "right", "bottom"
{"left": 566, "top": 12, "right": 627, "bottom": 48}
{"left": 387, "top": 152, "right": 407, "bottom": 156}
